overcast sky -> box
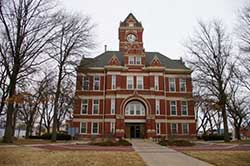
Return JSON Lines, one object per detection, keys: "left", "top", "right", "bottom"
{"left": 61, "top": 0, "right": 248, "bottom": 59}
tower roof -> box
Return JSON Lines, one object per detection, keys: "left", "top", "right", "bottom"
{"left": 120, "top": 13, "right": 142, "bottom": 27}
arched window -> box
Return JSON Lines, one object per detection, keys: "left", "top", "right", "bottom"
{"left": 125, "top": 101, "right": 145, "bottom": 116}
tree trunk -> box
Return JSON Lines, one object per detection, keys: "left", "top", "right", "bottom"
{"left": 3, "top": 69, "right": 18, "bottom": 143}
{"left": 25, "top": 124, "right": 31, "bottom": 139}
{"left": 51, "top": 65, "right": 63, "bottom": 142}
{"left": 235, "top": 126, "right": 241, "bottom": 140}
{"left": 221, "top": 105, "right": 230, "bottom": 142}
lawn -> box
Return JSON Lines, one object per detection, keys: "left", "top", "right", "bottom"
{"left": 185, "top": 151, "right": 250, "bottom": 166}
{"left": 0, "top": 139, "right": 73, "bottom": 145}
{"left": 0, "top": 147, "right": 145, "bottom": 166}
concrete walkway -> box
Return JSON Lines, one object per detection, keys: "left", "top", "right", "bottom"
{"left": 131, "top": 139, "right": 213, "bottom": 166}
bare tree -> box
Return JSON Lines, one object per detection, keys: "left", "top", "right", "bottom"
{"left": 56, "top": 77, "right": 74, "bottom": 131}
{"left": 0, "top": 63, "right": 8, "bottom": 117}
{"left": 17, "top": 91, "right": 41, "bottom": 138}
{"left": 236, "top": 5, "right": 250, "bottom": 90}
{"left": 0, "top": 0, "right": 59, "bottom": 143}
{"left": 185, "top": 20, "right": 235, "bottom": 142}
{"left": 48, "top": 12, "right": 94, "bottom": 142}
{"left": 227, "top": 82, "right": 250, "bottom": 140}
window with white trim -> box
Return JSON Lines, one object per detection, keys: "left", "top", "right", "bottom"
{"left": 92, "top": 122, "right": 99, "bottom": 134}
{"left": 127, "top": 76, "right": 134, "bottom": 89}
{"left": 80, "top": 122, "right": 87, "bottom": 134}
{"left": 180, "top": 78, "right": 186, "bottom": 92}
{"left": 82, "top": 76, "right": 89, "bottom": 90}
{"left": 156, "top": 99, "right": 160, "bottom": 115}
{"left": 93, "top": 99, "right": 99, "bottom": 114}
{"left": 129, "top": 56, "right": 134, "bottom": 64}
{"left": 81, "top": 99, "right": 88, "bottom": 114}
{"left": 111, "top": 75, "right": 116, "bottom": 89}
{"left": 156, "top": 123, "right": 160, "bottom": 135}
{"left": 93, "top": 76, "right": 100, "bottom": 90}
{"left": 170, "top": 101, "right": 177, "bottom": 115}
{"left": 171, "top": 123, "right": 178, "bottom": 134}
{"left": 169, "top": 78, "right": 176, "bottom": 92}
{"left": 181, "top": 101, "right": 188, "bottom": 116}
{"left": 154, "top": 76, "right": 159, "bottom": 90}
{"left": 136, "top": 56, "right": 141, "bottom": 64}
{"left": 182, "top": 123, "right": 189, "bottom": 134}
{"left": 125, "top": 101, "right": 145, "bottom": 116}
{"left": 110, "top": 122, "right": 115, "bottom": 134}
{"left": 111, "top": 99, "right": 115, "bottom": 115}
{"left": 137, "top": 76, "right": 143, "bottom": 90}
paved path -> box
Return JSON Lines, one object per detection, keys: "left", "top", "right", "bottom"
{"left": 131, "top": 139, "right": 213, "bottom": 166}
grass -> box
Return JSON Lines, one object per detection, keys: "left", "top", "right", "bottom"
{"left": 0, "top": 147, "right": 146, "bottom": 166}
{"left": 0, "top": 139, "right": 72, "bottom": 145}
{"left": 185, "top": 151, "right": 250, "bottom": 166}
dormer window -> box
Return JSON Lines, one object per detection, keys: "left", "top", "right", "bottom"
{"left": 129, "top": 56, "right": 134, "bottom": 64}
{"left": 136, "top": 56, "right": 141, "bottom": 64}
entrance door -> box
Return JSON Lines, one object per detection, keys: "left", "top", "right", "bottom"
{"left": 129, "top": 124, "right": 144, "bottom": 138}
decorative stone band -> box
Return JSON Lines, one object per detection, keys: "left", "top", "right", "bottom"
{"left": 116, "top": 129, "right": 125, "bottom": 133}
{"left": 73, "top": 118, "right": 116, "bottom": 123}
{"left": 124, "top": 119, "right": 146, "bottom": 123}
{"left": 77, "top": 94, "right": 193, "bottom": 100}
{"left": 116, "top": 114, "right": 124, "bottom": 119}
{"left": 146, "top": 115, "right": 155, "bottom": 119}
{"left": 147, "top": 129, "right": 156, "bottom": 133}
{"left": 155, "top": 119, "right": 195, "bottom": 123}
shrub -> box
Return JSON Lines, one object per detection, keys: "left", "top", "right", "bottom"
{"left": 89, "top": 139, "right": 132, "bottom": 146}
{"left": 159, "top": 139, "right": 194, "bottom": 146}
{"left": 29, "top": 135, "right": 43, "bottom": 139}
{"left": 39, "top": 133, "right": 71, "bottom": 140}
{"left": 202, "top": 134, "right": 226, "bottom": 141}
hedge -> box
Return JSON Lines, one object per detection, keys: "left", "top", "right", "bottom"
{"left": 29, "top": 133, "right": 71, "bottom": 140}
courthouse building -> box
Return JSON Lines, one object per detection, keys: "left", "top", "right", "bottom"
{"left": 72, "top": 13, "right": 196, "bottom": 139}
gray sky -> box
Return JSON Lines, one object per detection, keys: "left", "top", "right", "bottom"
{"left": 61, "top": 0, "right": 247, "bottom": 59}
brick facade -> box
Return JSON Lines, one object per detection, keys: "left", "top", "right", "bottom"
{"left": 73, "top": 13, "right": 196, "bottom": 139}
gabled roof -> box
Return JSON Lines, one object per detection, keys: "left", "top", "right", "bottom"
{"left": 120, "top": 13, "right": 142, "bottom": 27}
{"left": 79, "top": 51, "right": 190, "bottom": 70}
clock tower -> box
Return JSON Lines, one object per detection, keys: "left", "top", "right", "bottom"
{"left": 119, "top": 13, "right": 145, "bottom": 66}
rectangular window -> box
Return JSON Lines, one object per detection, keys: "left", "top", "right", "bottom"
{"left": 129, "top": 104, "right": 134, "bottom": 115}
{"left": 156, "top": 100, "right": 160, "bottom": 115}
{"left": 127, "top": 76, "right": 134, "bottom": 89}
{"left": 154, "top": 76, "right": 159, "bottom": 90}
{"left": 111, "top": 75, "right": 116, "bottom": 89}
{"left": 93, "top": 76, "right": 100, "bottom": 90}
{"left": 170, "top": 101, "right": 177, "bottom": 115}
{"left": 182, "top": 123, "right": 189, "bottom": 134}
{"left": 135, "top": 104, "right": 141, "bottom": 115}
{"left": 82, "top": 76, "right": 89, "bottom": 90}
{"left": 110, "top": 122, "right": 115, "bottom": 134}
{"left": 92, "top": 122, "right": 99, "bottom": 134}
{"left": 136, "top": 56, "right": 141, "bottom": 64}
{"left": 171, "top": 123, "right": 178, "bottom": 134}
{"left": 81, "top": 99, "right": 88, "bottom": 114}
{"left": 180, "top": 78, "right": 186, "bottom": 92}
{"left": 169, "top": 78, "right": 176, "bottom": 92}
{"left": 93, "top": 99, "right": 99, "bottom": 114}
{"left": 181, "top": 101, "right": 188, "bottom": 116}
{"left": 137, "top": 76, "right": 143, "bottom": 90}
{"left": 80, "top": 122, "right": 87, "bottom": 134}
{"left": 111, "top": 99, "right": 115, "bottom": 115}
{"left": 156, "top": 123, "right": 161, "bottom": 135}
{"left": 129, "top": 56, "right": 134, "bottom": 64}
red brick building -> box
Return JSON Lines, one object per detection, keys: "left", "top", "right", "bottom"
{"left": 73, "top": 13, "right": 196, "bottom": 139}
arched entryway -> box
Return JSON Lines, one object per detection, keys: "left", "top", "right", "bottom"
{"left": 124, "top": 100, "right": 146, "bottom": 138}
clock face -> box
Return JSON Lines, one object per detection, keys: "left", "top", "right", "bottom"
{"left": 127, "top": 34, "right": 136, "bottom": 43}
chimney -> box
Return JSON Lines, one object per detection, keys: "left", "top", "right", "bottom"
{"left": 104, "top": 45, "right": 107, "bottom": 52}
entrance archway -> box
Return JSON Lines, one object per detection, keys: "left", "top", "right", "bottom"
{"left": 124, "top": 100, "right": 146, "bottom": 138}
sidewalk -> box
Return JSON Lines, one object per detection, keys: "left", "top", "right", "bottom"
{"left": 131, "top": 139, "right": 213, "bottom": 166}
